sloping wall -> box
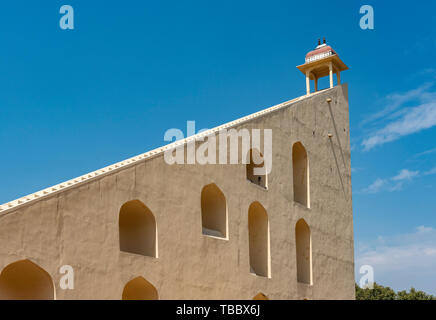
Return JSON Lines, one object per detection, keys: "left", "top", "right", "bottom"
{"left": 0, "top": 84, "right": 354, "bottom": 299}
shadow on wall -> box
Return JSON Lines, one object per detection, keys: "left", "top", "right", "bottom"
{"left": 248, "top": 201, "right": 271, "bottom": 278}
{"left": 201, "top": 183, "right": 228, "bottom": 239}
{"left": 295, "top": 218, "right": 312, "bottom": 285}
{"left": 253, "top": 292, "right": 269, "bottom": 300}
{"left": 246, "top": 149, "right": 267, "bottom": 189}
{"left": 122, "top": 276, "right": 158, "bottom": 300}
{"left": 292, "top": 142, "right": 310, "bottom": 208}
{"left": 119, "top": 200, "right": 158, "bottom": 258}
{"left": 0, "top": 259, "right": 55, "bottom": 300}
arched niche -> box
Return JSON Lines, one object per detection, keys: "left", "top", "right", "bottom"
{"left": 253, "top": 292, "right": 269, "bottom": 300}
{"left": 246, "top": 149, "right": 267, "bottom": 189}
{"left": 248, "top": 201, "right": 271, "bottom": 278}
{"left": 295, "top": 218, "right": 312, "bottom": 285}
{"left": 122, "top": 276, "right": 158, "bottom": 300}
{"left": 0, "top": 259, "right": 55, "bottom": 300}
{"left": 292, "top": 142, "right": 310, "bottom": 208}
{"left": 201, "top": 183, "right": 228, "bottom": 239}
{"left": 119, "top": 200, "right": 158, "bottom": 257}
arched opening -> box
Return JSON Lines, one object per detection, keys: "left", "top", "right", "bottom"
{"left": 0, "top": 259, "right": 55, "bottom": 300}
{"left": 119, "top": 200, "right": 158, "bottom": 257}
{"left": 292, "top": 142, "right": 310, "bottom": 207}
{"left": 122, "top": 276, "right": 158, "bottom": 300}
{"left": 246, "top": 149, "right": 267, "bottom": 189}
{"left": 201, "top": 183, "right": 228, "bottom": 239}
{"left": 295, "top": 219, "right": 312, "bottom": 285}
{"left": 253, "top": 292, "right": 269, "bottom": 300}
{"left": 248, "top": 201, "right": 270, "bottom": 278}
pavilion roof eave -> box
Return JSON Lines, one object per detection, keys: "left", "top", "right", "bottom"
{"left": 296, "top": 55, "right": 348, "bottom": 76}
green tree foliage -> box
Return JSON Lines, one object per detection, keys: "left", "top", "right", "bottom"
{"left": 396, "top": 287, "right": 435, "bottom": 300}
{"left": 355, "top": 283, "right": 435, "bottom": 300}
{"left": 355, "top": 283, "right": 396, "bottom": 300}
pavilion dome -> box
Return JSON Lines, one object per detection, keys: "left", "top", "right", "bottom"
{"left": 305, "top": 43, "right": 337, "bottom": 63}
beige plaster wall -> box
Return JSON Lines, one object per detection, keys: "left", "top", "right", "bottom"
{"left": 0, "top": 84, "right": 354, "bottom": 300}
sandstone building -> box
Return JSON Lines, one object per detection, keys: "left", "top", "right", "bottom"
{"left": 0, "top": 40, "right": 354, "bottom": 300}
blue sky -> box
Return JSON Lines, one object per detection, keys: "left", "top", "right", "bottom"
{"left": 1, "top": 1, "right": 435, "bottom": 294}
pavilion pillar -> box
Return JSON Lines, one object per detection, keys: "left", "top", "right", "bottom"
{"left": 329, "top": 62, "right": 334, "bottom": 88}
{"left": 306, "top": 71, "right": 311, "bottom": 95}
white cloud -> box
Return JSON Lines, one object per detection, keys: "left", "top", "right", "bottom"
{"left": 362, "top": 101, "right": 436, "bottom": 151}
{"left": 417, "top": 225, "right": 434, "bottom": 234}
{"left": 361, "top": 83, "right": 433, "bottom": 126}
{"left": 424, "top": 167, "right": 436, "bottom": 176}
{"left": 361, "top": 169, "right": 419, "bottom": 194}
{"left": 415, "top": 147, "right": 436, "bottom": 157}
{"left": 361, "top": 84, "right": 436, "bottom": 151}
{"left": 391, "top": 169, "right": 419, "bottom": 181}
{"left": 351, "top": 167, "right": 363, "bottom": 173}
{"left": 361, "top": 178, "right": 386, "bottom": 194}
{"left": 388, "top": 182, "right": 405, "bottom": 192}
{"left": 423, "top": 248, "right": 436, "bottom": 256}
{"left": 355, "top": 226, "right": 436, "bottom": 294}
